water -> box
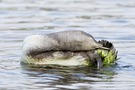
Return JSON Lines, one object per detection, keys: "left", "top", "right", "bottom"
{"left": 0, "top": 0, "right": 135, "bottom": 90}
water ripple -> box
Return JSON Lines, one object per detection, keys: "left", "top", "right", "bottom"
{"left": 1, "top": 0, "right": 135, "bottom": 90}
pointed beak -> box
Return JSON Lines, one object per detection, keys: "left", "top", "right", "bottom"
{"left": 97, "top": 59, "right": 103, "bottom": 69}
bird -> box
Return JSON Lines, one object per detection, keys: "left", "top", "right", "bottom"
{"left": 21, "top": 30, "right": 118, "bottom": 69}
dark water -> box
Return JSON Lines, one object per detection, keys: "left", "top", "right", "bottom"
{"left": 0, "top": 0, "right": 135, "bottom": 90}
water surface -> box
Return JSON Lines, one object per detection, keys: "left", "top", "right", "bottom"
{"left": 0, "top": 0, "right": 135, "bottom": 90}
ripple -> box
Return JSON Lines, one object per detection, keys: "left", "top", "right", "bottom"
{"left": 1, "top": 0, "right": 135, "bottom": 90}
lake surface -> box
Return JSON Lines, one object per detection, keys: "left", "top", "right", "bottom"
{"left": 0, "top": 0, "right": 135, "bottom": 90}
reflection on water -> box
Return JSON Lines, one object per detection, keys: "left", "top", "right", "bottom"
{"left": 0, "top": 0, "right": 135, "bottom": 89}
{"left": 21, "top": 65, "right": 117, "bottom": 90}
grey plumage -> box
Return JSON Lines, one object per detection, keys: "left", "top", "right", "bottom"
{"left": 45, "top": 30, "right": 109, "bottom": 51}
{"left": 21, "top": 30, "right": 112, "bottom": 68}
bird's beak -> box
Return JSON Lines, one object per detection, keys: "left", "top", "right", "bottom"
{"left": 97, "top": 59, "right": 103, "bottom": 69}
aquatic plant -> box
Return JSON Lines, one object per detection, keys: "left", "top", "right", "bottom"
{"left": 97, "top": 40, "right": 118, "bottom": 67}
